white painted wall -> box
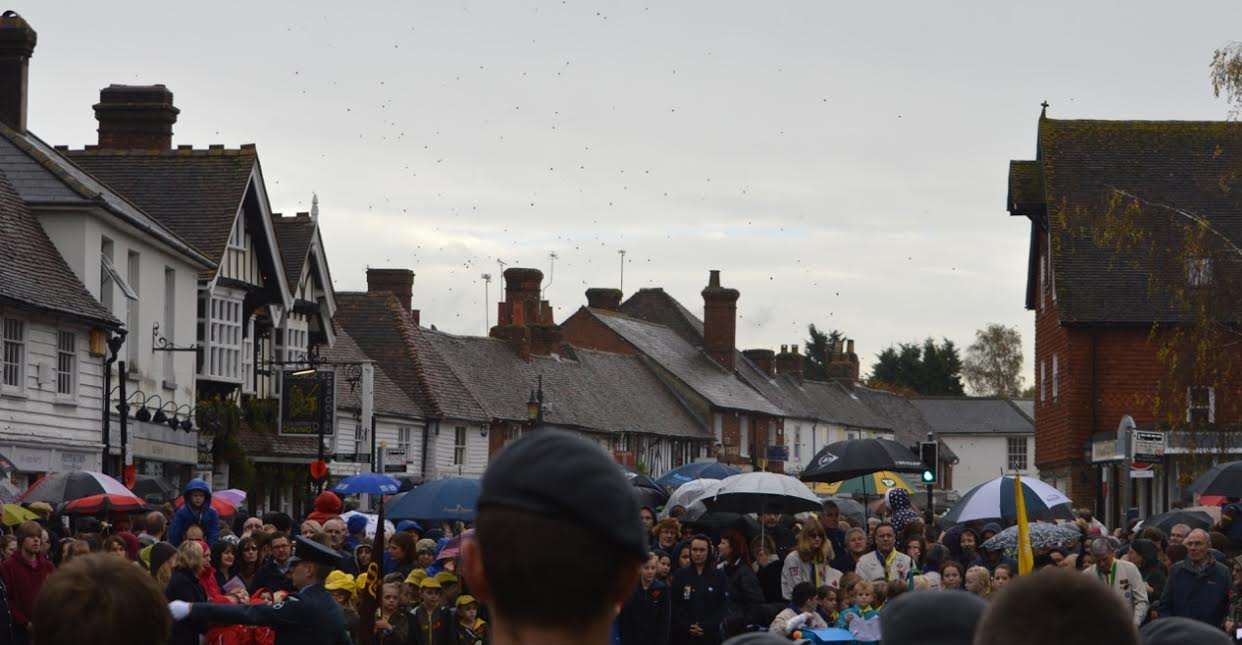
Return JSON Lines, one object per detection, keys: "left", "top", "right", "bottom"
{"left": 37, "top": 207, "right": 200, "bottom": 411}
{"left": 940, "top": 433, "right": 1036, "bottom": 494}
{"left": 426, "top": 420, "right": 487, "bottom": 479}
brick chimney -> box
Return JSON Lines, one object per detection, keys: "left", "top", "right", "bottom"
{"left": 585, "top": 287, "right": 623, "bottom": 311}
{"left": 701, "top": 270, "right": 739, "bottom": 371}
{"left": 826, "top": 338, "right": 860, "bottom": 382}
{"left": 775, "top": 343, "right": 804, "bottom": 379}
{"left": 0, "top": 12, "right": 36, "bottom": 133}
{"left": 492, "top": 268, "right": 560, "bottom": 359}
{"left": 743, "top": 349, "right": 775, "bottom": 377}
{"left": 93, "top": 84, "right": 179, "bottom": 150}
{"left": 367, "top": 268, "right": 414, "bottom": 312}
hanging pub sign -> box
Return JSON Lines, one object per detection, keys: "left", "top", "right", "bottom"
{"left": 279, "top": 369, "right": 336, "bottom": 437}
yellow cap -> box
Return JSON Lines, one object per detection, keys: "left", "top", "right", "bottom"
{"left": 324, "top": 570, "right": 355, "bottom": 593}
{"left": 419, "top": 577, "right": 443, "bottom": 590}
{"left": 455, "top": 594, "right": 477, "bottom": 608}
{"left": 405, "top": 569, "right": 427, "bottom": 585}
{"left": 434, "top": 571, "right": 458, "bottom": 585}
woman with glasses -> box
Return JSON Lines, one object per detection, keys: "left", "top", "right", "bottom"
{"left": 235, "top": 536, "right": 261, "bottom": 590}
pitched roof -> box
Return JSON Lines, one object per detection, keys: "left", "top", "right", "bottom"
{"left": 734, "top": 355, "right": 893, "bottom": 430}
{"left": 909, "top": 397, "right": 1034, "bottom": 435}
{"left": 272, "top": 214, "right": 316, "bottom": 290}
{"left": 235, "top": 423, "right": 318, "bottom": 459}
{"left": 415, "top": 329, "right": 710, "bottom": 438}
{"left": 620, "top": 288, "right": 705, "bottom": 344}
{"left": 63, "top": 145, "right": 258, "bottom": 268}
{"left": 1009, "top": 118, "right": 1242, "bottom": 323}
{"left": 319, "top": 323, "right": 423, "bottom": 419}
{"left": 0, "top": 166, "right": 119, "bottom": 326}
{"left": 0, "top": 126, "right": 213, "bottom": 268}
{"left": 853, "top": 386, "right": 958, "bottom": 460}
{"left": 584, "top": 308, "right": 783, "bottom": 415}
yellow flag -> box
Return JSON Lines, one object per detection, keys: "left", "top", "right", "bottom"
{"left": 1014, "top": 473, "right": 1034, "bottom": 575}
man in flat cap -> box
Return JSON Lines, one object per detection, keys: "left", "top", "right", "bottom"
{"left": 461, "top": 429, "right": 647, "bottom": 645}
{"left": 168, "top": 535, "right": 351, "bottom": 645}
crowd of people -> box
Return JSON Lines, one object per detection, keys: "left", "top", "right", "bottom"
{"left": 2, "top": 438, "right": 1242, "bottom": 644}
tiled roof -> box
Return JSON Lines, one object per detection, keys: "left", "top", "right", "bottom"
{"left": 0, "top": 166, "right": 119, "bottom": 326}
{"left": 0, "top": 126, "right": 213, "bottom": 268}
{"left": 734, "top": 355, "right": 892, "bottom": 430}
{"left": 335, "top": 292, "right": 478, "bottom": 421}
{"left": 1011, "top": 118, "right": 1242, "bottom": 323}
{"left": 63, "top": 145, "right": 257, "bottom": 268}
{"left": 854, "top": 386, "right": 958, "bottom": 460}
{"left": 416, "top": 329, "right": 710, "bottom": 438}
{"left": 586, "top": 308, "right": 784, "bottom": 415}
{"left": 620, "top": 288, "right": 705, "bottom": 344}
{"left": 909, "top": 397, "right": 1034, "bottom": 435}
{"left": 319, "top": 323, "right": 423, "bottom": 419}
{"left": 272, "top": 214, "right": 315, "bottom": 290}
{"left": 235, "top": 422, "right": 318, "bottom": 459}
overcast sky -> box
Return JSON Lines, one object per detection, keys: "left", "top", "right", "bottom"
{"left": 21, "top": 2, "right": 1242, "bottom": 388}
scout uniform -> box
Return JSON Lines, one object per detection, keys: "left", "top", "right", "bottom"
{"left": 408, "top": 577, "right": 454, "bottom": 645}
{"left": 452, "top": 595, "right": 488, "bottom": 645}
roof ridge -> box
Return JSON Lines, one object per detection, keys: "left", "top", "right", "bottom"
{"left": 62, "top": 143, "right": 259, "bottom": 157}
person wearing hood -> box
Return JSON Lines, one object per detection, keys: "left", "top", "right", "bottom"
{"left": 306, "top": 492, "right": 343, "bottom": 525}
{"left": 169, "top": 480, "right": 220, "bottom": 547}
{"left": 943, "top": 526, "right": 983, "bottom": 570}
{"left": 670, "top": 534, "right": 729, "bottom": 645}
{"left": 345, "top": 515, "right": 368, "bottom": 552}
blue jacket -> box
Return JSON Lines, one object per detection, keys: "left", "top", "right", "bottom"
{"left": 1157, "top": 558, "right": 1231, "bottom": 626}
{"left": 169, "top": 479, "right": 220, "bottom": 547}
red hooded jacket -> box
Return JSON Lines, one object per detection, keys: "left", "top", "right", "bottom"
{"left": 305, "top": 491, "right": 343, "bottom": 525}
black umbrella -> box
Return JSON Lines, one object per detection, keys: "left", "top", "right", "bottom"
{"left": 1142, "top": 509, "right": 1213, "bottom": 533}
{"left": 1188, "top": 461, "right": 1242, "bottom": 498}
{"left": 623, "top": 470, "right": 669, "bottom": 509}
{"left": 679, "top": 500, "right": 761, "bottom": 539}
{"left": 801, "top": 438, "right": 926, "bottom": 483}
{"left": 131, "top": 475, "right": 176, "bottom": 504}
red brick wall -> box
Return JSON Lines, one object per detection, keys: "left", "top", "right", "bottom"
{"left": 559, "top": 309, "right": 638, "bottom": 355}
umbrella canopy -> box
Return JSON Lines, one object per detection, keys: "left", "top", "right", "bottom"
{"left": 623, "top": 471, "right": 669, "bottom": 509}
{"left": 0, "top": 481, "right": 20, "bottom": 505}
{"left": 663, "top": 479, "right": 726, "bottom": 517}
{"left": 435, "top": 528, "right": 474, "bottom": 562}
{"left": 811, "top": 471, "right": 912, "bottom": 497}
{"left": 1, "top": 504, "right": 36, "bottom": 526}
{"left": 1188, "top": 461, "right": 1242, "bottom": 498}
{"left": 334, "top": 473, "right": 402, "bottom": 496}
{"left": 340, "top": 510, "right": 396, "bottom": 539}
{"left": 708, "top": 472, "right": 823, "bottom": 515}
{"left": 823, "top": 496, "right": 865, "bottom": 526}
{"left": 62, "top": 492, "right": 147, "bottom": 515}
{"left": 386, "top": 478, "right": 480, "bottom": 522}
{"left": 215, "top": 489, "right": 247, "bottom": 507}
{"left": 800, "top": 438, "right": 926, "bottom": 483}
{"left": 981, "top": 522, "right": 1083, "bottom": 554}
{"left": 678, "top": 500, "right": 762, "bottom": 538}
{"left": 1141, "top": 509, "right": 1214, "bottom": 533}
{"left": 175, "top": 494, "right": 238, "bottom": 519}
{"left": 130, "top": 475, "right": 176, "bottom": 504}
{"left": 21, "top": 471, "right": 131, "bottom": 504}
{"left": 656, "top": 462, "right": 741, "bottom": 489}
{"left": 941, "top": 476, "right": 1073, "bottom": 525}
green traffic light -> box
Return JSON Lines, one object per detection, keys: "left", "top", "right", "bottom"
{"left": 921, "top": 469, "right": 935, "bottom": 483}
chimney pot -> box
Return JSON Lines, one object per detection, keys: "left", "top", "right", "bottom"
{"left": 701, "top": 270, "right": 740, "bottom": 371}
{"left": 366, "top": 268, "right": 415, "bottom": 312}
{"left": 585, "top": 287, "right": 623, "bottom": 311}
{"left": 0, "top": 11, "right": 37, "bottom": 133}
{"left": 775, "top": 344, "right": 804, "bottom": 380}
{"left": 498, "top": 268, "right": 546, "bottom": 326}
{"left": 847, "top": 339, "right": 855, "bottom": 355}
{"left": 93, "top": 84, "right": 179, "bottom": 150}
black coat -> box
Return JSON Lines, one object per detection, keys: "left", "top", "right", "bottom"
{"left": 249, "top": 558, "right": 295, "bottom": 595}
{"left": 165, "top": 568, "right": 208, "bottom": 645}
{"left": 755, "top": 560, "right": 784, "bottom": 604}
{"left": 190, "top": 582, "right": 351, "bottom": 645}
{"left": 720, "top": 561, "right": 764, "bottom": 625}
{"left": 0, "top": 573, "right": 13, "bottom": 645}
{"left": 407, "top": 605, "right": 455, "bottom": 645}
{"left": 669, "top": 564, "right": 729, "bottom": 645}
{"left": 619, "top": 580, "right": 671, "bottom": 645}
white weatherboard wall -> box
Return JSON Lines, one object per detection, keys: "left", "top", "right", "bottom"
{"left": 428, "top": 421, "right": 487, "bottom": 479}
{"left": 940, "top": 434, "right": 1036, "bottom": 494}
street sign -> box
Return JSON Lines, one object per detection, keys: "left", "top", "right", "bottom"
{"left": 280, "top": 369, "right": 336, "bottom": 436}
{"left": 1132, "top": 430, "right": 1166, "bottom": 464}
{"left": 766, "top": 445, "right": 789, "bottom": 462}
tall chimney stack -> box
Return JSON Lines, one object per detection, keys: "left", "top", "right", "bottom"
{"left": 0, "top": 12, "right": 36, "bottom": 133}
{"left": 366, "top": 268, "right": 414, "bottom": 312}
{"left": 743, "top": 349, "right": 775, "bottom": 377}
{"left": 94, "top": 84, "right": 179, "bottom": 150}
{"left": 585, "top": 287, "right": 623, "bottom": 311}
{"left": 775, "top": 343, "right": 804, "bottom": 379}
{"left": 701, "top": 270, "right": 739, "bottom": 371}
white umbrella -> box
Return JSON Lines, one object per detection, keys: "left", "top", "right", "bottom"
{"left": 942, "top": 475, "right": 1073, "bottom": 525}
{"left": 709, "top": 472, "right": 823, "bottom": 515}
{"left": 340, "top": 510, "right": 396, "bottom": 539}
{"left": 662, "top": 478, "right": 725, "bottom": 518}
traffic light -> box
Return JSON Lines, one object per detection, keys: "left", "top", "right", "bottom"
{"left": 919, "top": 441, "right": 938, "bottom": 484}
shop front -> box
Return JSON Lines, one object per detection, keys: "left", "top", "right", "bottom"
{"left": 0, "top": 440, "right": 99, "bottom": 490}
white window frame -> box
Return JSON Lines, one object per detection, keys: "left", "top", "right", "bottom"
{"left": 1188, "top": 257, "right": 1213, "bottom": 287}
{"left": 739, "top": 415, "right": 751, "bottom": 457}
{"left": 1039, "top": 252, "right": 1046, "bottom": 311}
{"left": 163, "top": 268, "right": 176, "bottom": 382}
{"left": 1188, "top": 386, "right": 1216, "bottom": 425}
{"left": 397, "top": 426, "right": 412, "bottom": 461}
{"left": 453, "top": 426, "right": 467, "bottom": 466}
{"left": 1051, "top": 354, "right": 1059, "bottom": 402}
{"left": 713, "top": 413, "right": 723, "bottom": 443}
{"left": 1007, "top": 436, "right": 1028, "bottom": 471}
{"left": 227, "top": 213, "right": 247, "bottom": 250}
{"left": 241, "top": 315, "right": 255, "bottom": 394}
{"left": 56, "top": 330, "right": 76, "bottom": 397}
{"left": 125, "top": 251, "right": 141, "bottom": 365}
{"left": 794, "top": 424, "right": 802, "bottom": 461}
{"left": 204, "top": 293, "right": 243, "bottom": 382}
{"left": 2, "top": 318, "right": 25, "bottom": 391}
{"left": 1039, "top": 360, "right": 1045, "bottom": 403}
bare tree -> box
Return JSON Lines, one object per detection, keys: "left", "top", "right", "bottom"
{"left": 962, "top": 324, "right": 1025, "bottom": 397}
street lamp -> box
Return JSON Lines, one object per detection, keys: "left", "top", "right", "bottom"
{"left": 526, "top": 375, "right": 544, "bottom": 427}
{"left": 100, "top": 330, "right": 127, "bottom": 477}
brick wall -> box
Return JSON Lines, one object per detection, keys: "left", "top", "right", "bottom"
{"left": 559, "top": 309, "right": 638, "bottom": 355}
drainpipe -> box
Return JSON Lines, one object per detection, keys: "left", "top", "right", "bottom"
{"left": 421, "top": 420, "right": 436, "bottom": 479}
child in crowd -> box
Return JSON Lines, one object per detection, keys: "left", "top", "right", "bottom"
{"left": 815, "top": 585, "right": 839, "bottom": 626}
{"left": 884, "top": 579, "right": 906, "bottom": 605}
{"left": 992, "top": 563, "right": 1013, "bottom": 591}
{"left": 836, "top": 579, "right": 880, "bottom": 629}
{"left": 869, "top": 581, "right": 887, "bottom": 609}
{"left": 939, "top": 561, "right": 964, "bottom": 590}
{"left": 964, "top": 565, "right": 992, "bottom": 598}
{"left": 375, "top": 582, "right": 408, "bottom": 645}
{"left": 838, "top": 572, "right": 861, "bottom": 608}
{"left": 454, "top": 594, "right": 488, "bottom": 644}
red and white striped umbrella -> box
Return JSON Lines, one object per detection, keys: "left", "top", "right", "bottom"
{"left": 21, "top": 471, "right": 133, "bottom": 505}
{"left": 62, "top": 493, "right": 146, "bottom": 515}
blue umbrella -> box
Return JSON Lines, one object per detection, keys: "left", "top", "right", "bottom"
{"left": 333, "top": 473, "right": 402, "bottom": 496}
{"left": 386, "top": 477, "right": 480, "bottom": 521}
{"left": 656, "top": 462, "right": 740, "bottom": 489}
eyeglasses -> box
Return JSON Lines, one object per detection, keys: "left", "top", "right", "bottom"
{"left": 242, "top": 546, "right": 258, "bottom": 552}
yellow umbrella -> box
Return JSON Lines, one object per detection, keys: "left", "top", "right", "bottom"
{"left": 809, "top": 471, "right": 913, "bottom": 497}
{"left": 2, "top": 504, "right": 37, "bottom": 526}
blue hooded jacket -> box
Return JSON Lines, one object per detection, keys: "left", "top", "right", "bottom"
{"left": 168, "top": 479, "right": 220, "bottom": 546}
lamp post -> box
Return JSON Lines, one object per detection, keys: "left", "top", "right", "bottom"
{"left": 101, "top": 331, "right": 126, "bottom": 476}
{"left": 526, "top": 375, "right": 544, "bottom": 428}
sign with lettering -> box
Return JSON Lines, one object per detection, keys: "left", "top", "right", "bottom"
{"left": 1132, "top": 430, "right": 1166, "bottom": 464}
{"left": 280, "top": 369, "right": 336, "bottom": 436}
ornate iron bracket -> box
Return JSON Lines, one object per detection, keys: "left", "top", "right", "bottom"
{"left": 152, "top": 322, "right": 200, "bottom": 353}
